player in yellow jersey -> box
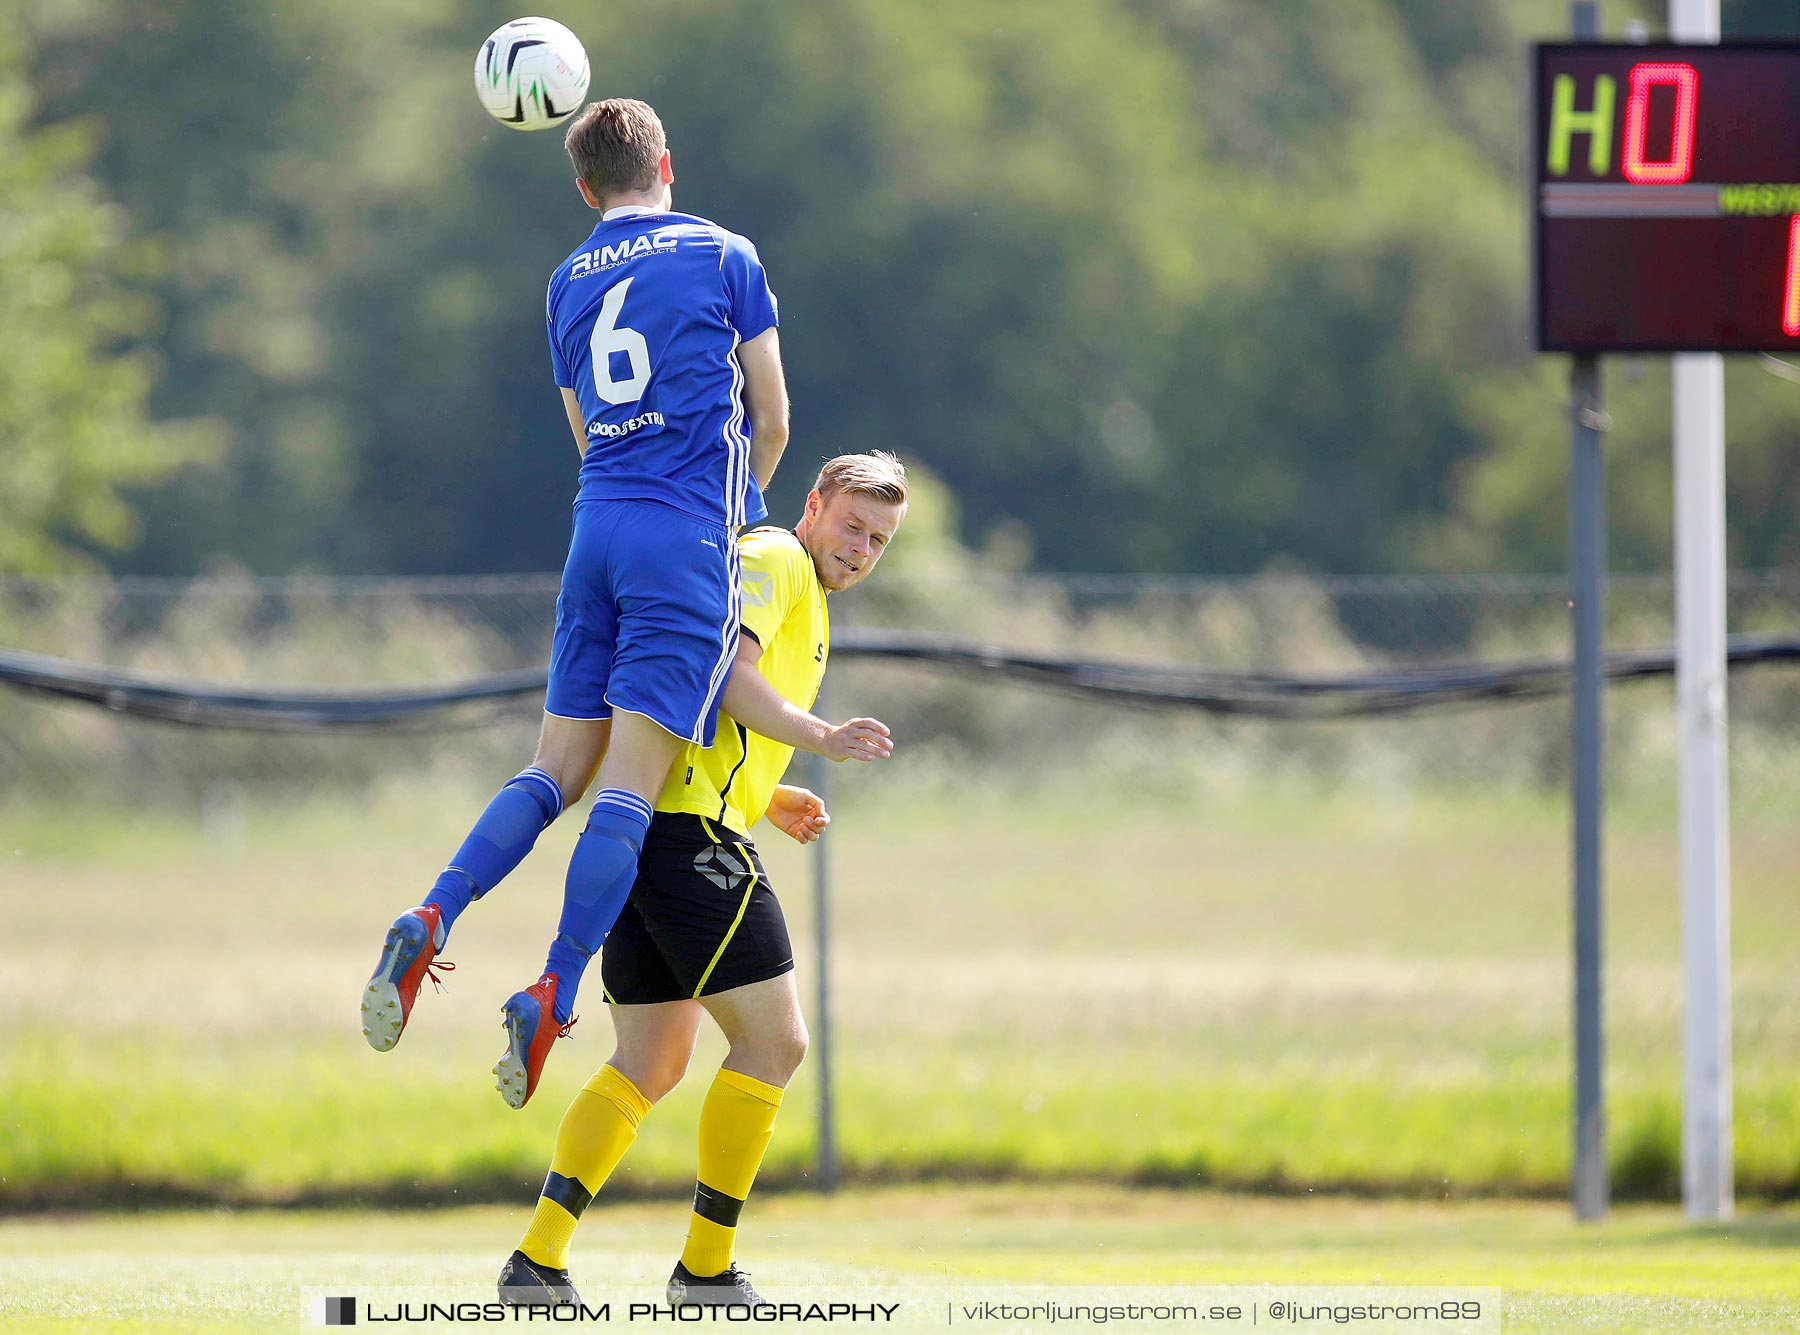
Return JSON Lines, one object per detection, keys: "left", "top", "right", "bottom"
{"left": 498, "top": 452, "right": 908, "bottom": 1310}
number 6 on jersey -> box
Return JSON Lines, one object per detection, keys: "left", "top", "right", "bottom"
{"left": 591, "top": 277, "right": 651, "bottom": 404}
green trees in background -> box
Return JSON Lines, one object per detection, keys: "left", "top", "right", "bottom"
{"left": 0, "top": 15, "right": 212, "bottom": 571}
{"left": 8, "top": 0, "right": 1798, "bottom": 576}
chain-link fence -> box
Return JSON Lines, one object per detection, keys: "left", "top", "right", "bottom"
{"left": 4, "top": 569, "right": 1797, "bottom": 812}
{"left": 3, "top": 569, "right": 1797, "bottom": 1200}
{"left": 2, "top": 560, "right": 1796, "bottom": 911}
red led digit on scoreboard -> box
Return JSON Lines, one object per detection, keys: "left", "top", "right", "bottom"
{"left": 1783, "top": 216, "right": 1800, "bottom": 337}
{"left": 1622, "top": 62, "right": 1698, "bottom": 184}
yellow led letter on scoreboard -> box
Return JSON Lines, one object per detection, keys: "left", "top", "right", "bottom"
{"left": 1547, "top": 73, "right": 1617, "bottom": 176}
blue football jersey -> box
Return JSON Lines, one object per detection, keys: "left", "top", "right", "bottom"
{"left": 547, "top": 207, "right": 778, "bottom": 529}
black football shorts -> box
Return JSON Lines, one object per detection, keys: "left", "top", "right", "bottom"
{"left": 600, "top": 813, "right": 795, "bottom": 1005}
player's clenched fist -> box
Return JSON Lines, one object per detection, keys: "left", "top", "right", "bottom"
{"left": 768, "top": 784, "right": 831, "bottom": 843}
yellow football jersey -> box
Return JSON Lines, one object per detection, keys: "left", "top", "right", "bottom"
{"left": 656, "top": 526, "right": 829, "bottom": 838}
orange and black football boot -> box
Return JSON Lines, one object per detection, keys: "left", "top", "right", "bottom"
{"left": 361, "top": 904, "right": 453, "bottom": 1051}
{"left": 493, "top": 971, "right": 576, "bottom": 1109}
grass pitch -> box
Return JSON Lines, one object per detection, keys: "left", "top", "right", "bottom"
{"left": 3, "top": 782, "right": 1799, "bottom": 1205}
{"left": 1, "top": 1187, "right": 1797, "bottom": 1334}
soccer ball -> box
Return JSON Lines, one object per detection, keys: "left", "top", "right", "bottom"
{"left": 474, "top": 17, "right": 590, "bottom": 131}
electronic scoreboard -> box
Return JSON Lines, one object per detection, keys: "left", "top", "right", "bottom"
{"left": 1535, "top": 43, "right": 1800, "bottom": 352}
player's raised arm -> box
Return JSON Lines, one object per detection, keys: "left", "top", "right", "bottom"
{"left": 721, "top": 632, "right": 890, "bottom": 762}
{"left": 735, "top": 327, "right": 789, "bottom": 490}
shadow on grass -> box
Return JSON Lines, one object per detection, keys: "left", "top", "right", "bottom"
{"left": 1611, "top": 1101, "right": 1681, "bottom": 1202}
{"left": 8, "top": 1151, "right": 1797, "bottom": 1217}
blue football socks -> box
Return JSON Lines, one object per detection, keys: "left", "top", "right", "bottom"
{"left": 544, "top": 788, "right": 653, "bottom": 1022}
{"left": 423, "top": 767, "right": 564, "bottom": 937}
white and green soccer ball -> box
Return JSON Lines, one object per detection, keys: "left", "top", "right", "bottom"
{"left": 474, "top": 17, "right": 590, "bottom": 131}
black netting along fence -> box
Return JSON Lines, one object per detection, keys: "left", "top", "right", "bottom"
{"left": 2, "top": 570, "right": 1798, "bottom": 806}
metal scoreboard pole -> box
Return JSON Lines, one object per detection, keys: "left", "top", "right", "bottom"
{"left": 1669, "top": 0, "right": 1734, "bottom": 1224}
{"left": 1569, "top": 350, "right": 1608, "bottom": 1223}
{"left": 1567, "top": 0, "right": 1609, "bottom": 1226}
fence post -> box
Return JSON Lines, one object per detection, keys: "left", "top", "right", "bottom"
{"left": 1669, "top": 0, "right": 1734, "bottom": 1227}
{"left": 811, "top": 674, "right": 839, "bottom": 1192}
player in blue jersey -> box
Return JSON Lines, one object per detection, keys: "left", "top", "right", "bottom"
{"left": 361, "top": 99, "right": 856, "bottom": 1110}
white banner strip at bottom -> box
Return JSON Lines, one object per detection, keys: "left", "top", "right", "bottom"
{"left": 302, "top": 1284, "right": 1501, "bottom": 1333}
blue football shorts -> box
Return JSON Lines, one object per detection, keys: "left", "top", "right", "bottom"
{"left": 545, "top": 498, "right": 740, "bottom": 746}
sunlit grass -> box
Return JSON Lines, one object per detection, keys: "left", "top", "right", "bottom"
{"left": 3, "top": 783, "right": 1796, "bottom": 1205}
{"left": 1, "top": 1189, "right": 1797, "bottom": 1334}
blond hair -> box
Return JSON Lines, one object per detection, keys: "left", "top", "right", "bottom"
{"left": 813, "top": 451, "right": 908, "bottom": 507}
{"left": 563, "top": 98, "right": 666, "bottom": 198}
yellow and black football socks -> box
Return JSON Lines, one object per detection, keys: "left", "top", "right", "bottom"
{"left": 519, "top": 1063, "right": 653, "bottom": 1270}
{"left": 679, "top": 1067, "right": 784, "bottom": 1277}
